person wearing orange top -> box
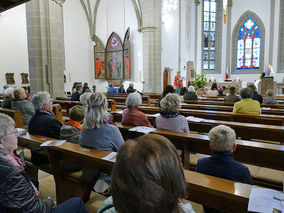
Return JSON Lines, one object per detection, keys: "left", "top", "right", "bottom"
{"left": 174, "top": 70, "right": 183, "bottom": 95}
{"left": 60, "top": 105, "right": 85, "bottom": 144}
{"left": 60, "top": 105, "right": 85, "bottom": 171}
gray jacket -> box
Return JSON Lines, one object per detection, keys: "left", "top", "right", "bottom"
{"left": 11, "top": 99, "right": 35, "bottom": 125}
{"left": 60, "top": 124, "right": 80, "bottom": 144}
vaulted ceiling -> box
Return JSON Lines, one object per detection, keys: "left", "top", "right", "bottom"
{"left": 0, "top": 0, "right": 30, "bottom": 13}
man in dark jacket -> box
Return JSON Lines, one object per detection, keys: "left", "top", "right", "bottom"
{"left": 126, "top": 83, "right": 135, "bottom": 94}
{"left": 71, "top": 85, "right": 83, "bottom": 101}
{"left": 28, "top": 91, "right": 62, "bottom": 165}
{"left": 196, "top": 125, "right": 253, "bottom": 213}
{"left": 248, "top": 84, "right": 263, "bottom": 104}
{"left": 184, "top": 86, "right": 197, "bottom": 100}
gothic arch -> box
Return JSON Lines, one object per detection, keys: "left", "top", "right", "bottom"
{"left": 231, "top": 10, "right": 265, "bottom": 74}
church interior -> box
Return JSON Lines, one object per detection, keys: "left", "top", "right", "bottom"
{"left": 0, "top": 0, "right": 284, "bottom": 212}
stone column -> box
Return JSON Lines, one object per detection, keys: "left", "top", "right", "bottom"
{"left": 225, "top": 0, "right": 232, "bottom": 73}
{"left": 139, "top": 0, "right": 162, "bottom": 93}
{"left": 26, "top": 0, "right": 65, "bottom": 97}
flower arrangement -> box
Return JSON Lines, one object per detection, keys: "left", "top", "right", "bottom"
{"left": 192, "top": 71, "right": 207, "bottom": 89}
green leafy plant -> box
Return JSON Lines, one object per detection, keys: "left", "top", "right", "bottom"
{"left": 92, "top": 85, "right": 96, "bottom": 92}
{"left": 192, "top": 71, "right": 207, "bottom": 89}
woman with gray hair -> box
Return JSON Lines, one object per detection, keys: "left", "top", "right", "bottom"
{"left": 196, "top": 125, "right": 253, "bottom": 212}
{"left": 0, "top": 113, "right": 89, "bottom": 212}
{"left": 184, "top": 85, "right": 197, "bottom": 100}
{"left": 233, "top": 87, "right": 261, "bottom": 115}
{"left": 1, "top": 87, "right": 14, "bottom": 108}
{"left": 11, "top": 87, "right": 35, "bottom": 125}
{"left": 79, "top": 92, "right": 92, "bottom": 108}
{"left": 80, "top": 92, "right": 123, "bottom": 150}
{"left": 28, "top": 91, "right": 62, "bottom": 165}
{"left": 122, "top": 93, "right": 152, "bottom": 127}
{"left": 79, "top": 92, "right": 124, "bottom": 181}
{"left": 156, "top": 93, "right": 189, "bottom": 133}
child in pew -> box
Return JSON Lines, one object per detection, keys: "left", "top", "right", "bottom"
{"left": 0, "top": 113, "right": 88, "bottom": 213}
{"left": 97, "top": 134, "right": 195, "bottom": 213}
{"left": 60, "top": 105, "right": 85, "bottom": 171}
{"left": 196, "top": 125, "right": 253, "bottom": 213}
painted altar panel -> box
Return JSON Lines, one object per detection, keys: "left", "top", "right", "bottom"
{"left": 93, "top": 35, "right": 106, "bottom": 79}
{"left": 106, "top": 32, "right": 123, "bottom": 79}
{"left": 123, "top": 28, "right": 131, "bottom": 79}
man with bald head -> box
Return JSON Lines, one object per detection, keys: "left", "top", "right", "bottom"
{"left": 126, "top": 83, "right": 135, "bottom": 94}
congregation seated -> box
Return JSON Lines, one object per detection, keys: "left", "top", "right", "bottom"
{"left": 107, "top": 84, "right": 117, "bottom": 93}
{"left": 79, "top": 92, "right": 124, "bottom": 181}
{"left": 207, "top": 83, "right": 218, "bottom": 97}
{"left": 122, "top": 93, "right": 152, "bottom": 127}
{"left": 71, "top": 84, "right": 83, "bottom": 101}
{"left": 248, "top": 83, "right": 263, "bottom": 104}
{"left": 60, "top": 105, "right": 85, "bottom": 171}
{"left": 217, "top": 89, "right": 226, "bottom": 97}
{"left": 79, "top": 92, "right": 92, "bottom": 109}
{"left": 224, "top": 86, "right": 240, "bottom": 103}
{"left": 196, "top": 125, "right": 253, "bottom": 213}
{"left": 118, "top": 84, "right": 125, "bottom": 93}
{"left": 98, "top": 134, "right": 195, "bottom": 213}
{"left": 156, "top": 93, "right": 189, "bottom": 133}
{"left": 0, "top": 113, "right": 88, "bottom": 213}
{"left": 233, "top": 87, "right": 261, "bottom": 115}
{"left": 184, "top": 85, "right": 197, "bottom": 101}
{"left": 1, "top": 87, "right": 14, "bottom": 108}
{"left": 11, "top": 87, "right": 35, "bottom": 125}
{"left": 263, "top": 89, "right": 278, "bottom": 104}
{"left": 158, "top": 85, "right": 175, "bottom": 107}
{"left": 29, "top": 91, "right": 62, "bottom": 165}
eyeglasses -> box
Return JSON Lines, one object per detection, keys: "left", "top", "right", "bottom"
{"left": 6, "top": 130, "right": 19, "bottom": 137}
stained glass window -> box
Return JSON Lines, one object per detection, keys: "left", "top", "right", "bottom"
{"left": 237, "top": 18, "right": 261, "bottom": 70}
{"left": 203, "top": 0, "right": 216, "bottom": 70}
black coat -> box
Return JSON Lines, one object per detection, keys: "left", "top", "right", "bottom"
{"left": 0, "top": 157, "right": 53, "bottom": 212}
{"left": 28, "top": 110, "right": 62, "bottom": 165}
{"left": 71, "top": 91, "right": 81, "bottom": 101}
{"left": 252, "top": 91, "right": 263, "bottom": 104}
{"left": 184, "top": 92, "right": 198, "bottom": 100}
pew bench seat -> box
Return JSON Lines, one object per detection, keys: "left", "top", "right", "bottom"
{"left": 189, "top": 153, "right": 284, "bottom": 190}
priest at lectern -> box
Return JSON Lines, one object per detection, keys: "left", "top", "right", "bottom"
{"left": 261, "top": 65, "right": 275, "bottom": 78}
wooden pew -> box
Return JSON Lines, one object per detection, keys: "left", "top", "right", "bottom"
{"left": 184, "top": 100, "right": 284, "bottom": 109}
{"left": 54, "top": 99, "right": 116, "bottom": 116}
{"left": 111, "top": 112, "right": 284, "bottom": 144}
{"left": 119, "top": 106, "right": 284, "bottom": 126}
{"left": 0, "top": 107, "right": 24, "bottom": 128}
{"left": 180, "top": 103, "right": 284, "bottom": 116}
{"left": 18, "top": 134, "right": 252, "bottom": 212}
{"left": 116, "top": 123, "right": 284, "bottom": 172}
{"left": 105, "top": 94, "right": 151, "bottom": 106}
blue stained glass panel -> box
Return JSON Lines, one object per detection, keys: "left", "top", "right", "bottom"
{"left": 210, "top": 61, "right": 215, "bottom": 70}
{"left": 204, "top": 22, "right": 209, "bottom": 31}
{"left": 204, "top": 12, "right": 210, "bottom": 21}
{"left": 210, "top": 12, "right": 216, "bottom": 21}
{"left": 243, "top": 18, "right": 255, "bottom": 31}
{"left": 254, "top": 38, "right": 260, "bottom": 48}
{"left": 210, "top": 22, "right": 216, "bottom": 31}
{"left": 210, "top": 32, "right": 215, "bottom": 41}
{"left": 245, "top": 36, "right": 252, "bottom": 48}
{"left": 237, "top": 38, "right": 244, "bottom": 50}
{"left": 203, "top": 61, "right": 208, "bottom": 70}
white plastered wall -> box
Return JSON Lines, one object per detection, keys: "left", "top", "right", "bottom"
{"left": 0, "top": 4, "right": 29, "bottom": 93}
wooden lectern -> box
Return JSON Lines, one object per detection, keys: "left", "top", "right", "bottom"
{"left": 260, "top": 77, "right": 274, "bottom": 96}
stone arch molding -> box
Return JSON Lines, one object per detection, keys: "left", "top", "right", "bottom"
{"left": 231, "top": 10, "right": 265, "bottom": 74}
{"left": 79, "top": 0, "right": 142, "bottom": 39}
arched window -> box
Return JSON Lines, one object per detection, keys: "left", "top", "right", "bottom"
{"left": 232, "top": 11, "right": 265, "bottom": 74}
{"left": 237, "top": 18, "right": 261, "bottom": 69}
{"left": 202, "top": 0, "right": 222, "bottom": 74}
